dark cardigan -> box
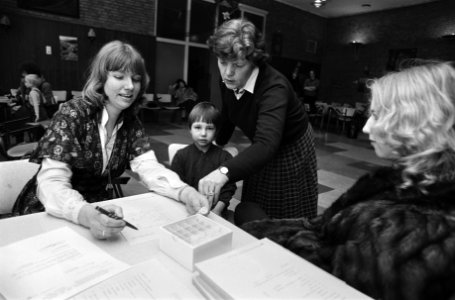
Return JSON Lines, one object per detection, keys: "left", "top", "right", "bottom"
{"left": 242, "top": 167, "right": 455, "bottom": 300}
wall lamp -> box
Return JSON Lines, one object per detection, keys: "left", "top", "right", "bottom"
{"left": 349, "top": 40, "right": 364, "bottom": 47}
{"left": 87, "top": 28, "right": 96, "bottom": 41}
{"left": 349, "top": 41, "right": 364, "bottom": 59}
{"left": 0, "top": 14, "right": 11, "bottom": 29}
{"left": 442, "top": 33, "right": 455, "bottom": 40}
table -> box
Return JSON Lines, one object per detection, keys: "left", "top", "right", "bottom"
{"left": 0, "top": 192, "right": 257, "bottom": 299}
{"left": 0, "top": 96, "right": 12, "bottom": 122}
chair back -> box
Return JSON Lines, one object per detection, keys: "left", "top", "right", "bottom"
{"left": 0, "top": 159, "right": 39, "bottom": 214}
{"left": 144, "top": 94, "right": 155, "bottom": 102}
{"left": 53, "top": 90, "right": 68, "bottom": 103}
{"left": 168, "top": 143, "right": 188, "bottom": 164}
{"left": 355, "top": 102, "right": 367, "bottom": 112}
{"left": 341, "top": 107, "right": 356, "bottom": 117}
{"left": 156, "top": 94, "right": 173, "bottom": 104}
{"left": 71, "top": 90, "right": 82, "bottom": 98}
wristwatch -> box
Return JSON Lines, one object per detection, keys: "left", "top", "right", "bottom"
{"left": 218, "top": 166, "right": 229, "bottom": 177}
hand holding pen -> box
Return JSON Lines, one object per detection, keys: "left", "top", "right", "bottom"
{"left": 95, "top": 206, "right": 138, "bottom": 230}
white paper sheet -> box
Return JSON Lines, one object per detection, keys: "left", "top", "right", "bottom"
{"left": 117, "top": 193, "right": 189, "bottom": 245}
{"left": 73, "top": 259, "right": 201, "bottom": 299}
{"left": 0, "top": 227, "right": 130, "bottom": 300}
{"left": 195, "top": 238, "right": 372, "bottom": 299}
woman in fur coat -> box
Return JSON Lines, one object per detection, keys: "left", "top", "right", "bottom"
{"left": 242, "top": 61, "right": 455, "bottom": 300}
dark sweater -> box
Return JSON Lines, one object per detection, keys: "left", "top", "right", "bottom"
{"left": 216, "top": 63, "right": 309, "bottom": 182}
{"left": 170, "top": 143, "right": 236, "bottom": 207}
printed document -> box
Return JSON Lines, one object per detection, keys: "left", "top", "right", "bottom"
{"left": 117, "top": 193, "right": 189, "bottom": 245}
{"left": 0, "top": 227, "right": 129, "bottom": 300}
{"left": 73, "top": 259, "right": 201, "bottom": 299}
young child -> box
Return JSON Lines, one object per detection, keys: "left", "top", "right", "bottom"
{"left": 171, "top": 102, "right": 236, "bottom": 217}
{"left": 24, "top": 74, "right": 48, "bottom": 122}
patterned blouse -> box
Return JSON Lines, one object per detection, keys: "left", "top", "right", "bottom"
{"left": 14, "top": 97, "right": 149, "bottom": 214}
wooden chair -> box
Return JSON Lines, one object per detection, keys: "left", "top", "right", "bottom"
{"left": 334, "top": 107, "right": 357, "bottom": 134}
{"left": 0, "top": 159, "right": 39, "bottom": 216}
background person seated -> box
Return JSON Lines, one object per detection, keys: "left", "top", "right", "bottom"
{"left": 24, "top": 74, "right": 49, "bottom": 122}
{"left": 15, "top": 62, "right": 55, "bottom": 108}
{"left": 168, "top": 79, "right": 198, "bottom": 120}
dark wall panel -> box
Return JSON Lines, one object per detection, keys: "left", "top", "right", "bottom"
{"left": 0, "top": 14, "right": 156, "bottom": 94}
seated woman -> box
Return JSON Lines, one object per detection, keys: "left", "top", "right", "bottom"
{"left": 242, "top": 61, "right": 455, "bottom": 300}
{"left": 13, "top": 41, "right": 210, "bottom": 240}
{"left": 168, "top": 79, "right": 198, "bottom": 119}
{"left": 24, "top": 74, "right": 49, "bottom": 122}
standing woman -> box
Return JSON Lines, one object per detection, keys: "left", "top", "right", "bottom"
{"left": 13, "top": 41, "right": 209, "bottom": 239}
{"left": 201, "top": 19, "right": 318, "bottom": 224}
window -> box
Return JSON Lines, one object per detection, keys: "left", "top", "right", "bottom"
{"left": 190, "top": 0, "right": 216, "bottom": 44}
{"left": 155, "top": 0, "right": 267, "bottom": 98}
{"left": 157, "top": 0, "right": 187, "bottom": 40}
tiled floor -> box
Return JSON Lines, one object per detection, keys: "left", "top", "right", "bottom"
{"left": 123, "top": 111, "right": 391, "bottom": 215}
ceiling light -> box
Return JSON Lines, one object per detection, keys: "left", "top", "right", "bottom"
{"left": 311, "top": 0, "right": 327, "bottom": 8}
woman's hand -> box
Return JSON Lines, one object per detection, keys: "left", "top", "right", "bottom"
{"left": 211, "top": 201, "right": 226, "bottom": 216}
{"left": 78, "top": 204, "right": 126, "bottom": 240}
{"left": 198, "top": 169, "right": 229, "bottom": 204}
{"left": 179, "top": 186, "right": 211, "bottom": 215}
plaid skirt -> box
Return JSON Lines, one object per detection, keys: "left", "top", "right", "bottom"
{"left": 241, "top": 125, "right": 318, "bottom": 219}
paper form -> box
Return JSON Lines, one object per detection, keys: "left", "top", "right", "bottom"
{"left": 73, "top": 259, "right": 201, "bottom": 299}
{"left": 195, "top": 238, "right": 372, "bottom": 299}
{"left": 117, "top": 193, "right": 189, "bottom": 245}
{"left": 0, "top": 227, "right": 130, "bottom": 300}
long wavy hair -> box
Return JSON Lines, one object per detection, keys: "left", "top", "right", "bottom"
{"left": 82, "top": 40, "right": 150, "bottom": 120}
{"left": 207, "top": 18, "right": 269, "bottom": 65}
{"left": 368, "top": 61, "right": 455, "bottom": 189}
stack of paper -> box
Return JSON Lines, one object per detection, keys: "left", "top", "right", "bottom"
{"left": 193, "top": 238, "right": 372, "bottom": 300}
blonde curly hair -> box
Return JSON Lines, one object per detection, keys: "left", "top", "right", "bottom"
{"left": 368, "top": 61, "right": 455, "bottom": 189}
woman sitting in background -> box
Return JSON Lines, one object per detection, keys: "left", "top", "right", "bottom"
{"left": 24, "top": 74, "right": 49, "bottom": 122}
{"left": 243, "top": 61, "right": 455, "bottom": 300}
{"left": 168, "top": 79, "right": 198, "bottom": 119}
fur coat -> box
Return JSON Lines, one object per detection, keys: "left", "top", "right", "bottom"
{"left": 242, "top": 167, "right": 455, "bottom": 300}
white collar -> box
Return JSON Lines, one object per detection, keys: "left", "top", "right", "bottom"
{"left": 234, "top": 67, "right": 259, "bottom": 100}
{"left": 243, "top": 66, "right": 259, "bottom": 94}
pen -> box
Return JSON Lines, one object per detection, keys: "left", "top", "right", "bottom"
{"left": 95, "top": 206, "right": 138, "bottom": 230}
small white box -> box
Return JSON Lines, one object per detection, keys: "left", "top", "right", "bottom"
{"left": 159, "top": 214, "right": 233, "bottom": 271}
